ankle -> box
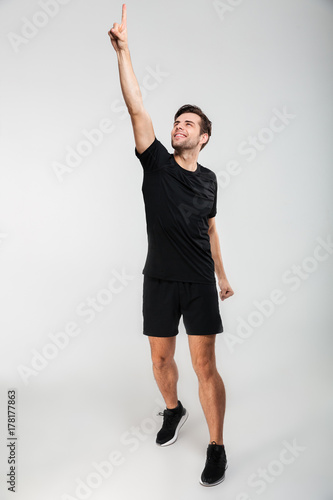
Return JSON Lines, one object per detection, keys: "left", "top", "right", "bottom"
{"left": 210, "top": 440, "right": 224, "bottom": 446}
{"left": 166, "top": 400, "right": 180, "bottom": 411}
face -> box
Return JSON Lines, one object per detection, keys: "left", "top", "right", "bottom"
{"left": 171, "top": 112, "right": 207, "bottom": 152}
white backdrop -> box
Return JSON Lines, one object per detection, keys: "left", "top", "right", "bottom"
{"left": 1, "top": 0, "right": 332, "bottom": 499}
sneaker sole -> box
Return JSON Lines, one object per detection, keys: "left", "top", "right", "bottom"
{"left": 199, "top": 464, "right": 228, "bottom": 487}
{"left": 156, "top": 410, "right": 189, "bottom": 447}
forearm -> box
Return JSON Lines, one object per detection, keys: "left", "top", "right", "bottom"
{"left": 209, "top": 229, "right": 227, "bottom": 280}
{"left": 116, "top": 49, "right": 144, "bottom": 115}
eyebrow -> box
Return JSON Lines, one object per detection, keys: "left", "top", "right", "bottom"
{"left": 174, "top": 120, "right": 196, "bottom": 125}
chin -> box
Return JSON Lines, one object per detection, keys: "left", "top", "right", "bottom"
{"left": 171, "top": 140, "right": 178, "bottom": 151}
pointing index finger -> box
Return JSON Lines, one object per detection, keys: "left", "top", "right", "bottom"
{"left": 121, "top": 3, "right": 127, "bottom": 26}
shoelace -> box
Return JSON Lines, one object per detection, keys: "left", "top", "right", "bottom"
{"left": 157, "top": 410, "right": 179, "bottom": 429}
{"left": 207, "top": 442, "right": 226, "bottom": 464}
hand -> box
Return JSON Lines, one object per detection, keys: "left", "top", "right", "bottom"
{"left": 218, "top": 277, "right": 234, "bottom": 301}
{"left": 108, "top": 4, "right": 128, "bottom": 52}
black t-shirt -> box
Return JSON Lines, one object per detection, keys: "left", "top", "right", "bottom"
{"left": 135, "top": 138, "right": 218, "bottom": 284}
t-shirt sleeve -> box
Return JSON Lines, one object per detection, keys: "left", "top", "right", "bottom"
{"left": 208, "top": 175, "right": 218, "bottom": 219}
{"left": 135, "top": 137, "right": 170, "bottom": 172}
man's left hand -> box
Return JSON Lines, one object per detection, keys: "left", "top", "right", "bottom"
{"left": 218, "top": 277, "right": 234, "bottom": 301}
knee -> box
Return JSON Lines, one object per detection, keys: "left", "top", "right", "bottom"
{"left": 192, "top": 356, "right": 215, "bottom": 380}
{"left": 151, "top": 354, "right": 174, "bottom": 371}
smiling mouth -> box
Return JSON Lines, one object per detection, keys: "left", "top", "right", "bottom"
{"left": 174, "top": 133, "right": 186, "bottom": 138}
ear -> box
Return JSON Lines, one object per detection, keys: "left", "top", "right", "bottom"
{"left": 200, "top": 133, "right": 209, "bottom": 146}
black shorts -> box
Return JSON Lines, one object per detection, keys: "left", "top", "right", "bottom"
{"left": 142, "top": 274, "right": 223, "bottom": 337}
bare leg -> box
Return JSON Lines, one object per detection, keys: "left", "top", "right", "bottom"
{"left": 188, "top": 335, "right": 226, "bottom": 444}
{"left": 148, "top": 336, "right": 179, "bottom": 409}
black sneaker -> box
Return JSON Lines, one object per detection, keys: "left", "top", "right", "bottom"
{"left": 200, "top": 441, "right": 228, "bottom": 486}
{"left": 156, "top": 400, "right": 188, "bottom": 446}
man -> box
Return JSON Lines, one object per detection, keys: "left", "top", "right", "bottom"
{"left": 108, "top": 4, "right": 234, "bottom": 487}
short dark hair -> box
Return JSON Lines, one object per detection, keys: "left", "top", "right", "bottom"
{"left": 174, "top": 104, "right": 212, "bottom": 150}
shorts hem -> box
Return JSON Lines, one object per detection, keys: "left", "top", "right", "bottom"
{"left": 143, "top": 331, "right": 179, "bottom": 337}
{"left": 186, "top": 329, "right": 223, "bottom": 336}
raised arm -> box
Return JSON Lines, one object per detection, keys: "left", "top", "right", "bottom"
{"left": 108, "top": 4, "right": 155, "bottom": 154}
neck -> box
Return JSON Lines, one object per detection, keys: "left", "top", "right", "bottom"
{"left": 173, "top": 149, "right": 199, "bottom": 172}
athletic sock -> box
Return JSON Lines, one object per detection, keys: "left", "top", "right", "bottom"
{"left": 166, "top": 401, "right": 180, "bottom": 412}
{"left": 210, "top": 441, "right": 225, "bottom": 449}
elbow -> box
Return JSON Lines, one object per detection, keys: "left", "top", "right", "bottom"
{"left": 208, "top": 226, "right": 217, "bottom": 238}
{"left": 128, "top": 104, "right": 145, "bottom": 118}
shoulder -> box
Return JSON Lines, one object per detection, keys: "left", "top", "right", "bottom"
{"left": 199, "top": 164, "right": 217, "bottom": 182}
{"left": 135, "top": 137, "right": 169, "bottom": 159}
{"left": 135, "top": 137, "right": 172, "bottom": 172}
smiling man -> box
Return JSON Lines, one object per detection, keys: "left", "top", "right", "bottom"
{"left": 108, "top": 4, "right": 234, "bottom": 487}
